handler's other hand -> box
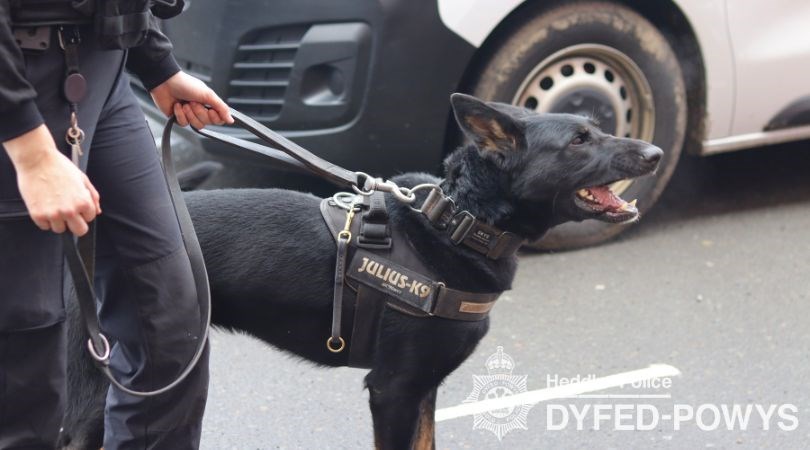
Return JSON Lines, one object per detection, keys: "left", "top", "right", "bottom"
{"left": 150, "top": 71, "right": 234, "bottom": 129}
{"left": 3, "top": 125, "right": 101, "bottom": 236}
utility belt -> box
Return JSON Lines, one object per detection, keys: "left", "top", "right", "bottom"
{"left": 9, "top": 1, "right": 91, "bottom": 27}
{"left": 320, "top": 191, "right": 505, "bottom": 368}
{"left": 10, "top": 0, "right": 183, "bottom": 50}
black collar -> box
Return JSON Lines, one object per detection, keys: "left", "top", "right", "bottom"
{"left": 416, "top": 187, "right": 524, "bottom": 260}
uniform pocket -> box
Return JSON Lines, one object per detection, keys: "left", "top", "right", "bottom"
{"left": 0, "top": 218, "right": 65, "bottom": 331}
{"left": 0, "top": 153, "right": 27, "bottom": 218}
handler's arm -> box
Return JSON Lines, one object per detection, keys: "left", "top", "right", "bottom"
{"left": 127, "top": 15, "right": 232, "bottom": 129}
{"left": 0, "top": 0, "right": 100, "bottom": 235}
{"left": 0, "top": 0, "right": 44, "bottom": 142}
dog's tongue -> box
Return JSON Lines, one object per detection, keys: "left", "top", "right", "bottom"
{"left": 588, "top": 186, "right": 625, "bottom": 211}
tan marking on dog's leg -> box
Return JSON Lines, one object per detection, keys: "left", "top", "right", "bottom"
{"left": 412, "top": 389, "right": 437, "bottom": 450}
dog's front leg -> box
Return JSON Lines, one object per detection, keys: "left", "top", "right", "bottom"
{"left": 368, "top": 381, "right": 428, "bottom": 450}
{"left": 412, "top": 388, "right": 437, "bottom": 450}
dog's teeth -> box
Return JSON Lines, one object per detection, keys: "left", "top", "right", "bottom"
{"left": 620, "top": 203, "right": 630, "bottom": 211}
{"left": 629, "top": 199, "right": 637, "bottom": 207}
{"left": 578, "top": 189, "right": 589, "bottom": 196}
{"left": 619, "top": 199, "right": 638, "bottom": 211}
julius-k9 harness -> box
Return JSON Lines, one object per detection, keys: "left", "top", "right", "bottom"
{"left": 319, "top": 187, "right": 523, "bottom": 368}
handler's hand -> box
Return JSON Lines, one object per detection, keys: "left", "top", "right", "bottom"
{"left": 3, "top": 125, "right": 101, "bottom": 236}
{"left": 150, "top": 71, "right": 234, "bottom": 129}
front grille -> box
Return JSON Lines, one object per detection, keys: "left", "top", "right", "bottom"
{"left": 228, "top": 25, "right": 309, "bottom": 124}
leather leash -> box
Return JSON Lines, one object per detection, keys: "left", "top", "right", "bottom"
{"left": 63, "top": 116, "right": 211, "bottom": 397}
{"left": 195, "top": 109, "right": 361, "bottom": 189}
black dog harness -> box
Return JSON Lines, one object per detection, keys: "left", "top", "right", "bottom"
{"left": 319, "top": 189, "right": 523, "bottom": 368}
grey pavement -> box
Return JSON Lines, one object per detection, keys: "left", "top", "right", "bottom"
{"left": 200, "top": 142, "right": 810, "bottom": 449}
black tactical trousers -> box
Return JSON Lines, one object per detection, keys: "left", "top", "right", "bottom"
{"left": 0, "top": 27, "right": 208, "bottom": 449}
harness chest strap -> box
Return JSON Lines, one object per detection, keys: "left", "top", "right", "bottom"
{"left": 346, "top": 248, "right": 499, "bottom": 321}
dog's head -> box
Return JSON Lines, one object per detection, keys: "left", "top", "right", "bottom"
{"left": 449, "top": 93, "right": 662, "bottom": 235}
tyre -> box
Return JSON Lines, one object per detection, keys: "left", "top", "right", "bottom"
{"left": 469, "top": 1, "right": 687, "bottom": 250}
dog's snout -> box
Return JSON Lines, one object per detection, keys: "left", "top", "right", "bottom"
{"left": 639, "top": 145, "right": 663, "bottom": 165}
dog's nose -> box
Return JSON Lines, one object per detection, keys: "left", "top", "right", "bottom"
{"left": 639, "top": 145, "right": 663, "bottom": 165}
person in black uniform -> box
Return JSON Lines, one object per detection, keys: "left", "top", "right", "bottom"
{"left": 0, "top": 1, "right": 231, "bottom": 448}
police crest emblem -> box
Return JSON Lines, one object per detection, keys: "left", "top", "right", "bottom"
{"left": 462, "top": 346, "right": 533, "bottom": 440}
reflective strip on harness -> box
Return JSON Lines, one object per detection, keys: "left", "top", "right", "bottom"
{"left": 347, "top": 249, "right": 437, "bottom": 314}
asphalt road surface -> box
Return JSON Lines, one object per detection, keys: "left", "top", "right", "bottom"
{"left": 199, "top": 142, "right": 810, "bottom": 449}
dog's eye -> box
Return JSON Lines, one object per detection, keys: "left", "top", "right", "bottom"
{"left": 571, "top": 133, "right": 589, "bottom": 146}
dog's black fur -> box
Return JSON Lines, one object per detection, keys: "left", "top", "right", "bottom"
{"left": 61, "top": 93, "right": 662, "bottom": 449}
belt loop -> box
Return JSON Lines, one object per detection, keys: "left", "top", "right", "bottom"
{"left": 428, "top": 282, "right": 445, "bottom": 316}
{"left": 449, "top": 211, "right": 475, "bottom": 245}
{"left": 421, "top": 189, "right": 452, "bottom": 226}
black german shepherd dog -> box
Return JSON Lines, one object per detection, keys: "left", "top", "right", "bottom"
{"left": 62, "top": 93, "right": 662, "bottom": 449}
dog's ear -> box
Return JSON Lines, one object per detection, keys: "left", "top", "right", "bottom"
{"left": 451, "top": 93, "right": 525, "bottom": 158}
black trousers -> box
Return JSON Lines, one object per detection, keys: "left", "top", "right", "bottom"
{"left": 0, "top": 27, "right": 208, "bottom": 449}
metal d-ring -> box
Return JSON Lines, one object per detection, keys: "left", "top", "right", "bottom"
{"left": 326, "top": 336, "right": 345, "bottom": 353}
{"left": 391, "top": 185, "right": 416, "bottom": 204}
{"left": 332, "top": 192, "right": 360, "bottom": 211}
{"left": 87, "top": 333, "right": 111, "bottom": 362}
{"left": 408, "top": 183, "right": 446, "bottom": 213}
{"left": 65, "top": 126, "right": 85, "bottom": 145}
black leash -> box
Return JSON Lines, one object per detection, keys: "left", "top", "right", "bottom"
{"left": 195, "top": 109, "right": 360, "bottom": 189}
{"left": 64, "top": 116, "right": 211, "bottom": 397}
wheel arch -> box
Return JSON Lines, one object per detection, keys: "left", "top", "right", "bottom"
{"left": 443, "top": 0, "right": 708, "bottom": 157}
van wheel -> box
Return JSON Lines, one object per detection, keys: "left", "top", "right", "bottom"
{"left": 469, "top": 1, "right": 687, "bottom": 250}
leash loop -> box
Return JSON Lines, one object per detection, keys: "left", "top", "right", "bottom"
{"left": 86, "top": 334, "right": 111, "bottom": 363}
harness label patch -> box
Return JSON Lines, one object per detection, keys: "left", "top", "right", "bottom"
{"left": 348, "top": 250, "right": 435, "bottom": 313}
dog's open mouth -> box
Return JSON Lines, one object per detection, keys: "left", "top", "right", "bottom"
{"left": 573, "top": 182, "right": 638, "bottom": 223}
